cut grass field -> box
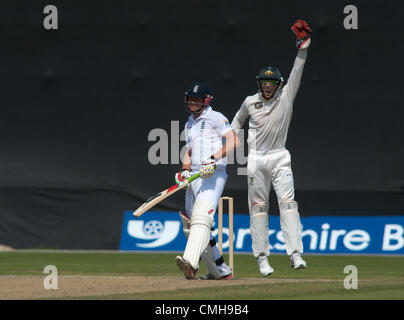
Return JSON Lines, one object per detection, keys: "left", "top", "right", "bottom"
{"left": 0, "top": 251, "right": 403, "bottom": 300}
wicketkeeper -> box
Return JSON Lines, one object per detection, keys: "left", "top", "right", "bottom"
{"left": 175, "top": 82, "right": 240, "bottom": 280}
{"left": 231, "top": 19, "right": 311, "bottom": 276}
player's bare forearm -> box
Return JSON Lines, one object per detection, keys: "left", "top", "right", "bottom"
{"left": 212, "top": 130, "right": 240, "bottom": 161}
{"left": 182, "top": 148, "right": 192, "bottom": 171}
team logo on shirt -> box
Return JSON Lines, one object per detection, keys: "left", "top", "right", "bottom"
{"left": 187, "top": 123, "right": 192, "bottom": 129}
{"left": 254, "top": 102, "right": 263, "bottom": 109}
{"left": 224, "top": 120, "right": 231, "bottom": 127}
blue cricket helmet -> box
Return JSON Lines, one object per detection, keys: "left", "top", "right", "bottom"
{"left": 184, "top": 82, "right": 213, "bottom": 114}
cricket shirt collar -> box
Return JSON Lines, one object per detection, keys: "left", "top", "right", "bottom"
{"left": 189, "top": 106, "right": 212, "bottom": 122}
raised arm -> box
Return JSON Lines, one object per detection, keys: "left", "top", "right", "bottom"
{"left": 285, "top": 19, "right": 312, "bottom": 102}
{"left": 284, "top": 48, "right": 308, "bottom": 102}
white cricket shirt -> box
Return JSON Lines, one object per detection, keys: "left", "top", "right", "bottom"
{"left": 185, "top": 106, "right": 233, "bottom": 171}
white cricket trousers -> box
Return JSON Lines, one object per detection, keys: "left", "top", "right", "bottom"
{"left": 185, "top": 169, "right": 227, "bottom": 216}
{"left": 247, "top": 148, "right": 303, "bottom": 256}
{"left": 183, "top": 169, "right": 228, "bottom": 269}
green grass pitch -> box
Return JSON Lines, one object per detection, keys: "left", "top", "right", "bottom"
{"left": 0, "top": 251, "right": 403, "bottom": 299}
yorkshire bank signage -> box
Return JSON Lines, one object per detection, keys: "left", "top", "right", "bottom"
{"left": 120, "top": 211, "right": 404, "bottom": 255}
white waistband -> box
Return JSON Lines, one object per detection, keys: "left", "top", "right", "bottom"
{"left": 249, "top": 147, "right": 287, "bottom": 154}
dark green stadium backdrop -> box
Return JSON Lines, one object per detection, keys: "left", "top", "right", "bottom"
{"left": 0, "top": 0, "right": 402, "bottom": 249}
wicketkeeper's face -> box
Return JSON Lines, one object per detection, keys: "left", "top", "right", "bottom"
{"left": 261, "top": 80, "right": 279, "bottom": 99}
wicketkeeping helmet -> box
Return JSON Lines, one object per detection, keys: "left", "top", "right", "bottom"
{"left": 256, "top": 66, "right": 284, "bottom": 93}
{"left": 184, "top": 82, "right": 213, "bottom": 114}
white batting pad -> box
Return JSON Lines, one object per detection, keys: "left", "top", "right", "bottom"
{"left": 250, "top": 208, "right": 270, "bottom": 258}
{"left": 279, "top": 201, "right": 303, "bottom": 255}
{"left": 179, "top": 211, "right": 191, "bottom": 238}
{"left": 183, "top": 224, "right": 211, "bottom": 269}
{"left": 200, "top": 245, "right": 221, "bottom": 279}
{"left": 183, "top": 198, "right": 215, "bottom": 269}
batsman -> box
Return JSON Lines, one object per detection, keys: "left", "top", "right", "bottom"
{"left": 231, "top": 19, "right": 312, "bottom": 276}
{"left": 175, "top": 82, "right": 240, "bottom": 280}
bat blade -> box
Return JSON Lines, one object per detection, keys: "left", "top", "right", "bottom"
{"left": 132, "top": 183, "right": 185, "bottom": 217}
{"left": 132, "top": 172, "right": 200, "bottom": 217}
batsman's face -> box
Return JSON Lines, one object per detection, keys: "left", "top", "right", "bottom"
{"left": 261, "top": 80, "right": 279, "bottom": 100}
{"left": 187, "top": 96, "right": 205, "bottom": 112}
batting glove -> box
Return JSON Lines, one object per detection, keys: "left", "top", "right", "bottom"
{"left": 291, "top": 19, "right": 312, "bottom": 49}
{"left": 200, "top": 157, "right": 216, "bottom": 179}
{"left": 175, "top": 169, "right": 192, "bottom": 186}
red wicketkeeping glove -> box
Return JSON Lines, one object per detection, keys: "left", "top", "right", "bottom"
{"left": 291, "top": 19, "right": 312, "bottom": 49}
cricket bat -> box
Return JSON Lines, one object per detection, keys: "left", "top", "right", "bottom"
{"left": 132, "top": 172, "right": 201, "bottom": 217}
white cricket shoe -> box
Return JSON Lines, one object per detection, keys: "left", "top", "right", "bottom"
{"left": 290, "top": 252, "right": 307, "bottom": 270}
{"left": 257, "top": 255, "right": 274, "bottom": 276}
{"left": 217, "top": 263, "right": 233, "bottom": 278}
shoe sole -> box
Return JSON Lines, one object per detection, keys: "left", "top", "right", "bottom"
{"left": 176, "top": 256, "right": 195, "bottom": 280}
{"left": 291, "top": 264, "right": 307, "bottom": 270}
{"left": 261, "top": 269, "right": 274, "bottom": 277}
{"left": 199, "top": 273, "right": 233, "bottom": 280}
{"left": 221, "top": 274, "right": 233, "bottom": 280}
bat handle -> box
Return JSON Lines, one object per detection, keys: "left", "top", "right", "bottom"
{"left": 186, "top": 172, "right": 201, "bottom": 183}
